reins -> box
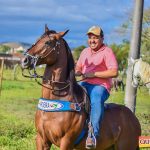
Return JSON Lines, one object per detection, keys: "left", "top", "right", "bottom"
{"left": 22, "top": 32, "right": 88, "bottom": 95}
{"left": 75, "top": 74, "right": 87, "bottom": 82}
{"left": 36, "top": 78, "right": 70, "bottom": 91}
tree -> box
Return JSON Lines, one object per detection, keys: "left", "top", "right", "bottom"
{"left": 0, "top": 45, "right": 10, "bottom": 53}
{"left": 110, "top": 40, "right": 129, "bottom": 71}
{"left": 72, "top": 45, "right": 86, "bottom": 61}
{"left": 141, "top": 7, "right": 150, "bottom": 62}
{"left": 115, "top": 7, "right": 150, "bottom": 62}
{"left": 142, "top": 8, "right": 150, "bottom": 42}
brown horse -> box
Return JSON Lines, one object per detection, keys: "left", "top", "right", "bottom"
{"left": 22, "top": 25, "right": 141, "bottom": 150}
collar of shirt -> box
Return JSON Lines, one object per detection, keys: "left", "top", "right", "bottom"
{"left": 90, "top": 44, "right": 106, "bottom": 55}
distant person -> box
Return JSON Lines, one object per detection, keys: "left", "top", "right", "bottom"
{"left": 75, "top": 26, "right": 118, "bottom": 149}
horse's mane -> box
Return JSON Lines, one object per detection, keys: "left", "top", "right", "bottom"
{"left": 45, "top": 30, "right": 75, "bottom": 75}
{"left": 139, "top": 59, "right": 150, "bottom": 83}
{"left": 62, "top": 39, "right": 76, "bottom": 83}
{"left": 46, "top": 30, "right": 76, "bottom": 85}
{"left": 62, "top": 39, "right": 84, "bottom": 103}
{"left": 62, "top": 39, "right": 75, "bottom": 78}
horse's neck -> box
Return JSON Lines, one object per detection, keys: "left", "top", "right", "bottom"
{"left": 44, "top": 64, "right": 68, "bottom": 82}
{"left": 42, "top": 43, "right": 70, "bottom": 99}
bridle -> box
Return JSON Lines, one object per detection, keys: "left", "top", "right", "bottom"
{"left": 22, "top": 35, "right": 70, "bottom": 94}
{"left": 132, "top": 60, "right": 150, "bottom": 87}
{"left": 22, "top": 39, "right": 60, "bottom": 78}
{"left": 132, "top": 60, "right": 140, "bottom": 87}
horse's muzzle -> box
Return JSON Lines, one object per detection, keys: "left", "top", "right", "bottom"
{"left": 21, "top": 56, "right": 33, "bottom": 69}
{"left": 132, "top": 81, "right": 138, "bottom": 88}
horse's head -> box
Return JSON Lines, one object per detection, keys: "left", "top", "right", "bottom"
{"left": 131, "top": 58, "right": 141, "bottom": 87}
{"left": 22, "top": 25, "right": 69, "bottom": 69}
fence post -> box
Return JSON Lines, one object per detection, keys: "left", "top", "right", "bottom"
{"left": 0, "top": 59, "right": 4, "bottom": 96}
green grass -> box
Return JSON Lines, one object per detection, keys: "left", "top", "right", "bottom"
{"left": 0, "top": 80, "right": 39, "bottom": 150}
{"left": 0, "top": 77, "right": 149, "bottom": 149}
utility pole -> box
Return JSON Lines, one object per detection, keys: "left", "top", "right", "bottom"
{"left": 125, "top": 0, "right": 144, "bottom": 113}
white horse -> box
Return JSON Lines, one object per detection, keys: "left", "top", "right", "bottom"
{"left": 131, "top": 58, "right": 150, "bottom": 94}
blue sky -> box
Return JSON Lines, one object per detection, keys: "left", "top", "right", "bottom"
{"left": 0, "top": 0, "right": 150, "bottom": 48}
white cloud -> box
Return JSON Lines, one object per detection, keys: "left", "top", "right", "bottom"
{"left": 0, "top": 0, "right": 150, "bottom": 47}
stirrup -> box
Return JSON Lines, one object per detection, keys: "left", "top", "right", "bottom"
{"left": 86, "top": 135, "right": 96, "bottom": 149}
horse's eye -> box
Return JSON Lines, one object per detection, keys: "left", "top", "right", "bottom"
{"left": 45, "top": 41, "right": 51, "bottom": 45}
{"left": 137, "top": 76, "right": 141, "bottom": 80}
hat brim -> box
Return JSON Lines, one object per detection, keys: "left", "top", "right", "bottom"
{"left": 86, "top": 31, "right": 100, "bottom": 36}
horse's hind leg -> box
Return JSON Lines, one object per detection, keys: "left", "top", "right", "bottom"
{"left": 115, "top": 142, "right": 137, "bottom": 150}
{"left": 136, "top": 146, "right": 139, "bottom": 150}
{"left": 105, "top": 145, "right": 116, "bottom": 150}
{"left": 121, "top": 82, "right": 125, "bottom": 91}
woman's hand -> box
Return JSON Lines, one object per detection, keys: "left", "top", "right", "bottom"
{"left": 75, "top": 71, "right": 83, "bottom": 77}
{"left": 75, "top": 71, "right": 95, "bottom": 78}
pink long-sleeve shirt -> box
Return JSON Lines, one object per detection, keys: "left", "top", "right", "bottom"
{"left": 76, "top": 45, "right": 118, "bottom": 92}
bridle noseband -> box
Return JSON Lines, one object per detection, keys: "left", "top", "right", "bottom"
{"left": 22, "top": 39, "right": 60, "bottom": 78}
{"left": 26, "top": 40, "right": 60, "bottom": 67}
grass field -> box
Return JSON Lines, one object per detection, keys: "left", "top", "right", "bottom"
{"left": 0, "top": 75, "right": 149, "bottom": 149}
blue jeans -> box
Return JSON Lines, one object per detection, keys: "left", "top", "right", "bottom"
{"left": 80, "top": 82, "right": 109, "bottom": 137}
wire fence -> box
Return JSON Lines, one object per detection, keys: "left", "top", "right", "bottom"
{"left": 2, "top": 64, "right": 45, "bottom": 81}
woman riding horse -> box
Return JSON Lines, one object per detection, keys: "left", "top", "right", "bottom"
{"left": 22, "top": 25, "right": 141, "bottom": 150}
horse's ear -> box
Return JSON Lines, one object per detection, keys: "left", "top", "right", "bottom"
{"left": 45, "top": 24, "right": 49, "bottom": 33}
{"left": 60, "top": 30, "right": 69, "bottom": 37}
{"left": 55, "top": 30, "right": 69, "bottom": 40}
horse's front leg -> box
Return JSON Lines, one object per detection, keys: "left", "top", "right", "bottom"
{"left": 36, "top": 133, "right": 52, "bottom": 150}
{"left": 60, "top": 137, "right": 74, "bottom": 150}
